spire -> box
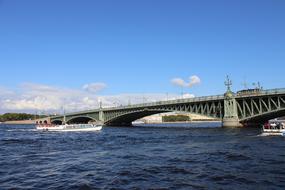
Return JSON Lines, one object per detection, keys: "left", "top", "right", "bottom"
{"left": 225, "top": 75, "right": 232, "bottom": 92}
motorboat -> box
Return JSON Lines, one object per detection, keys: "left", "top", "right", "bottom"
{"left": 132, "top": 120, "right": 145, "bottom": 125}
{"left": 262, "top": 120, "right": 285, "bottom": 136}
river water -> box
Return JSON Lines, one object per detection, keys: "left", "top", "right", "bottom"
{"left": 0, "top": 123, "right": 284, "bottom": 190}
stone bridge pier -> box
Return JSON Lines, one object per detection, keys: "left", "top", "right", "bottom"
{"left": 222, "top": 91, "right": 242, "bottom": 127}
{"left": 222, "top": 76, "right": 242, "bottom": 127}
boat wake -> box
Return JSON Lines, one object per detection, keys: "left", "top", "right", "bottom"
{"left": 6, "top": 129, "right": 37, "bottom": 132}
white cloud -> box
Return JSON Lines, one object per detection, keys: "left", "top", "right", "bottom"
{"left": 0, "top": 86, "right": 15, "bottom": 96}
{"left": 171, "top": 75, "right": 201, "bottom": 88}
{"left": 0, "top": 83, "right": 195, "bottom": 114}
{"left": 189, "top": 75, "right": 201, "bottom": 87}
{"left": 82, "top": 83, "right": 106, "bottom": 93}
{"left": 0, "top": 83, "right": 101, "bottom": 114}
{"left": 171, "top": 78, "right": 187, "bottom": 87}
{"left": 182, "top": 93, "right": 195, "bottom": 99}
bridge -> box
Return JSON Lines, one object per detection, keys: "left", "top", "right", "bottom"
{"left": 48, "top": 83, "right": 285, "bottom": 127}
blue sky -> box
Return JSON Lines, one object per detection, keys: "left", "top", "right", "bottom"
{"left": 0, "top": 0, "right": 284, "bottom": 112}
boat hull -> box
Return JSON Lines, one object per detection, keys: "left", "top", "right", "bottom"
{"left": 262, "top": 129, "right": 285, "bottom": 136}
{"left": 36, "top": 124, "right": 102, "bottom": 132}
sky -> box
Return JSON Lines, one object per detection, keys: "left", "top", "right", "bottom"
{"left": 0, "top": 0, "right": 284, "bottom": 114}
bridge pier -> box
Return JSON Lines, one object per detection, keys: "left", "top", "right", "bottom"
{"left": 222, "top": 117, "right": 243, "bottom": 127}
{"left": 223, "top": 76, "right": 243, "bottom": 127}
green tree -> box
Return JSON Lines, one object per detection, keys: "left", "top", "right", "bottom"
{"left": 0, "top": 113, "right": 47, "bottom": 122}
{"left": 162, "top": 115, "right": 190, "bottom": 122}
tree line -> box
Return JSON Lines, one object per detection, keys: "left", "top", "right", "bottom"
{"left": 162, "top": 115, "right": 190, "bottom": 122}
{"left": 0, "top": 113, "right": 46, "bottom": 122}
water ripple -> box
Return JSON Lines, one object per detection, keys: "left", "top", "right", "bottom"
{"left": 0, "top": 124, "right": 284, "bottom": 189}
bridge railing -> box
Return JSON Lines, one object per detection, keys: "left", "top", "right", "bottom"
{"left": 114, "top": 94, "right": 225, "bottom": 110}
{"left": 236, "top": 88, "right": 285, "bottom": 98}
{"left": 261, "top": 88, "right": 285, "bottom": 94}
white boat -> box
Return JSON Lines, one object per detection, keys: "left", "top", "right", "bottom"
{"left": 36, "top": 124, "right": 102, "bottom": 132}
{"left": 132, "top": 120, "right": 145, "bottom": 125}
{"left": 262, "top": 120, "right": 285, "bottom": 136}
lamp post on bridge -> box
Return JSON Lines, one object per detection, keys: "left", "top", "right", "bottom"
{"left": 225, "top": 75, "right": 232, "bottom": 92}
{"left": 98, "top": 100, "right": 104, "bottom": 124}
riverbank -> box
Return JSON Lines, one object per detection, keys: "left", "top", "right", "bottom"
{"left": 2, "top": 120, "right": 35, "bottom": 125}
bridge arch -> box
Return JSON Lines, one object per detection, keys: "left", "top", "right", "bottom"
{"left": 66, "top": 116, "right": 97, "bottom": 124}
{"left": 105, "top": 109, "right": 219, "bottom": 126}
{"left": 105, "top": 110, "right": 169, "bottom": 126}
{"left": 240, "top": 108, "right": 285, "bottom": 125}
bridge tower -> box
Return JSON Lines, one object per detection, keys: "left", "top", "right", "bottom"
{"left": 222, "top": 76, "right": 242, "bottom": 127}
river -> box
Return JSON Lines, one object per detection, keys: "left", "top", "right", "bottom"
{"left": 0, "top": 123, "right": 284, "bottom": 189}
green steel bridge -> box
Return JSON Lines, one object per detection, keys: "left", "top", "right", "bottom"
{"left": 49, "top": 87, "right": 285, "bottom": 127}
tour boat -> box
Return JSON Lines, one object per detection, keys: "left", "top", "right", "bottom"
{"left": 262, "top": 120, "right": 285, "bottom": 136}
{"left": 36, "top": 124, "right": 102, "bottom": 132}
